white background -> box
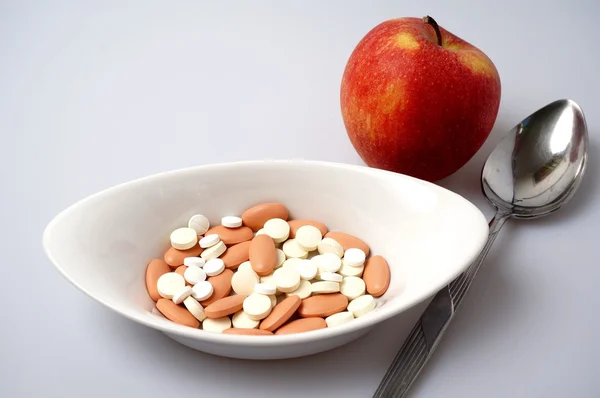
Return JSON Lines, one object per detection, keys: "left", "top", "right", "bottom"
{"left": 2, "top": 1, "right": 599, "bottom": 397}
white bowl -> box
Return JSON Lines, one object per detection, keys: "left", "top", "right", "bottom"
{"left": 43, "top": 160, "right": 488, "bottom": 360}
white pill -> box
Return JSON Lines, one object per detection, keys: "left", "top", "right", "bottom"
{"left": 157, "top": 272, "right": 186, "bottom": 299}
{"left": 232, "top": 269, "right": 260, "bottom": 296}
{"left": 282, "top": 257, "right": 302, "bottom": 269}
{"left": 273, "top": 267, "right": 301, "bottom": 293}
{"left": 347, "top": 294, "right": 376, "bottom": 317}
{"left": 172, "top": 286, "right": 193, "bottom": 304}
{"left": 188, "top": 214, "right": 210, "bottom": 235}
{"left": 269, "top": 294, "right": 277, "bottom": 308}
{"left": 295, "top": 259, "right": 318, "bottom": 280}
{"left": 317, "top": 238, "right": 344, "bottom": 258}
{"left": 286, "top": 280, "right": 311, "bottom": 299}
{"left": 183, "top": 256, "right": 205, "bottom": 267}
{"left": 184, "top": 266, "right": 207, "bottom": 285}
{"left": 237, "top": 261, "right": 255, "bottom": 274}
{"left": 191, "top": 281, "right": 214, "bottom": 301}
{"left": 243, "top": 293, "right": 272, "bottom": 321}
{"left": 295, "top": 225, "right": 322, "bottom": 251}
{"left": 183, "top": 296, "right": 207, "bottom": 321}
{"left": 325, "top": 311, "right": 354, "bottom": 327}
{"left": 255, "top": 228, "right": 266, "bottom": 236}
{"left": 254, "top": 282, "right": 277, "bottom": 296}
{"left": 201, "top": 240, "right": 226, "bottom": 260}
{"left": 202, "top": 317, "right": 231, "bottom": 333}
{"left": 339, "top": 261, "right": 364, "bottom": 277}
{"left": 275, "top": 248, "right": 286, "bottom": 268}
{"left": 221, "top": 216, "right": 242, "bottom": 228}
{"left": 199, "top": 234, "right": 221, "bottom": 248}
{"left": 340, "top": 276, "right": 366, "bottom": 300}
{"left": 344, "top": 248, "right": 366, "bottom": 267}
{"left": 232, "top": 310, "right": 259, "bottom": 329}
{"left": 282, "top": 239, "right": 308, "bottom": 259}
{"left": 312, "top": 253, "right": 342, "bottom": 273}
{"left": 310, "top": 281, "right": 340, "bottom": 294}
{"left": 204, "top": 258, "right": 225, "bottom": 276}
{"left": 320, "top": 272, "right": 343, "bottom": 283}
{"left": 170, "top": 227, "right": 198, "bottom": 250}
{"left": 263, "top": 218, "right": 290, "bottom": 243}
{"left": 260, "top": 273, "right": 276, "bottom": 285}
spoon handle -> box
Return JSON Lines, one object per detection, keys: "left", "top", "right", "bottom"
{"left": 373, "top": 211, "right": 510, "bottom": 398}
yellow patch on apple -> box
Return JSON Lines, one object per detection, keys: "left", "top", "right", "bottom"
{"left": 394, "top": 33, "right": 419, "bottom": 50}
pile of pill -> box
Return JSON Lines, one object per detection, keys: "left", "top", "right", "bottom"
{"left": 145, "top": 203, "right": 391, "bottom": 335}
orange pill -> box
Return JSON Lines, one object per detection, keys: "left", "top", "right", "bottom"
{"left": 204, "top": 225, "right": 253, "bottom": 245}
{"left": 242, "top": 203, "right": 289, "bottom": 231}
{"left": 223, "top": 328, "right": 273, "bottom": 336}
{"left": 324, "top": 231, "right": 370, "bottom": 256}
{"left": 259, "top": 295, "right": 301, "bottom": 332}
{"left": 288, "top": 220, "right": 328, "bottom": 239}
{"left": 220, "top": 241, "right": 251, "bottom": 270}
{"left": 249, "top": 234, "right": 277, "bottom": 276}
{"left": 274, "top": 317, "right": 327, "bottom": 335}
{"left": 298, "top": 293, "right": 348, "bottom": 318}
{"left": 204, "top": 295, "right": 247, "bottom": 319}
{"left": 363, "top": 255, "right": 391, "bottom": 297}
{"left": 164, "top": 246, "right": 203, "bottom": 268}
{"left": 145, "top": 259, "right": 171, "bottom": 302}
{"left": 156, "top": 299, "right": 200, "bottom": 328}
{"left": 200, "top": 269, "right": 233, "bottom": 306}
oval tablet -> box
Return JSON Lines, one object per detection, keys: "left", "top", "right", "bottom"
{"left": 259, "top": 295, "right": 301, "bottom": 332}
{"left": 204, "top": 225, "right": 253, "bottom": 245}
{"left": 274, "top": 317, "right": 327, "bottom": 335}
{"left": 363, "top": 255, "right": 391, "bottom": 297}
{"left": 146, "top": 259, "right": 171, "bottom": 301}
{"left": 223, "top": 328, "right": 273, "bottom": 336}
{"left": 242, "top": 203, "right": 289, "bottom": 231}
{"left": 200, "top": 269, "right": 233, "bottom": 306}
{"left": 156, "top": 299, "right": 200, "bottom": 328}
{"left": 249, "top": 235, "right": 277, "bottom": 276}
{"left": 219, "top": 240, "right": 251, "bottom": 270}
{"left": 164, "top": 246, "right": 203, "bottom": 267}
{"left": 298, "top": 293, "right": 348, "bottom": 318}
{"left": 288, "top": 219, "right": 328, "bottom": 239}
{"left": 204, "top": 295, "right": 247, "bottom": 319}
{"left": 325, "top": 231, "right": 370, "bottom": 256}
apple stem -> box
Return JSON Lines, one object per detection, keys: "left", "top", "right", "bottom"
{"left": 422, "top": 15, "right": 442, "bottom": 46}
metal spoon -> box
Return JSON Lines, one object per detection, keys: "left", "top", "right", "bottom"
{"left": 373, "top": 99, "right": 589, "bottom": 397}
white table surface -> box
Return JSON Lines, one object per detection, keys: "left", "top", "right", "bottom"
{"left": 2, "top": 1, "right": 599, "bottom": 397}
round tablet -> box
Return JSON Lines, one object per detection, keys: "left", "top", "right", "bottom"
{"left": 347, "top": 294, "right": 376, "bottom": 318}
{"left": 237, "top": 261, "right": 255, "bottom": 274}
{"left": 188, "top": 214, "right": 210, "bottom": 235}
{"left": 282, "top": 257, "right": 302, "bottom": 269}
{"left": 295, "top": 259, "right": 318, "bottom": 280}
{"left": 191, "top": 281, "right": 214, "bottom": 301}
{"left": 184, "top": 266, "right": 207, "bottom": 285}
{"left": 320, "top": 272, "right": 343, "bottom": 283}
{"left": 243, "top": 293, "right": 272, "bottom": 321}
{"left": 260, "top": 273, "right": 276, "bottom": 285}
{"left": 254, "top": 282, "right": 277, "bottom": 296}
{"left": 183, "top": 296, "right": 206, "bottom": 321}
{"left": 157, "top": 272, "right": 186, "bottom": 299}
{"left": 286, "top": 280, "right": 311, "bottom": 299}
{"left": 201, "top": 241, "right": 227, "bottom": 261}
{"left": 231, "top": 269, "right": 260, "bottom": 296}
{"left": 275, "top": 249, "right": 286, "bottom": 268}
{"left": 343, "top": 248, "right": 366, "bottom": 267}
{"left": 255, "top": 228, "right": 266, "bottom": 236}
{"left": 263, "top": 218, "right": 290, "bottom": 243}
{"left": 340, "top": 276, "right": 366, "bottom": 300}
{"left": 199, "top": 234, "right": 221, "bottom": 248}
{"left": 317, "top": 237, "right": 344, "bottom": 258}
{"left": 273, "top": 267, "right": 301, "bottom": 293}
{"left": 310, "top": 281, "right": 340, "bottom": 294}
{"left": 325, "top": 311, "right": 354, "bottom": 327}
{"left": 222, "top": 216, "right": 243, "bottom": 228}
{"left": 312, "top": 253, "right": 342, "bottom": 273}
{"left": 204, "top": 258, "right": 225, "bottom": 276}
{"left": 269, "top": 294, "right": 277, "bottom": 308}
{"left": 295, "top": 225, "right": 323, "bottom": 251}
{"left": 232, "top": 310, "right": 260, "bottom": 329}
{"left": 202, "top": 317, "right": 231, "bottom": 333}
{"left": 183, "top": 257, "right": 205, "bottom": 267}
{"left": 282, "top": 239, "right": 308, "bottom": 259}
{"left": 339, "top": 261, "right": 364, "bottom": 277}
{"left": 170, "top": 227, "right": 198, "bottom": 250}
{"left": 172, "top": 286, "right": 193, "bottom": 304}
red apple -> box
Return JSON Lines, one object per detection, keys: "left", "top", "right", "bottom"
{"left": 340, "top": 16, "right": 501, "bottom": 182}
